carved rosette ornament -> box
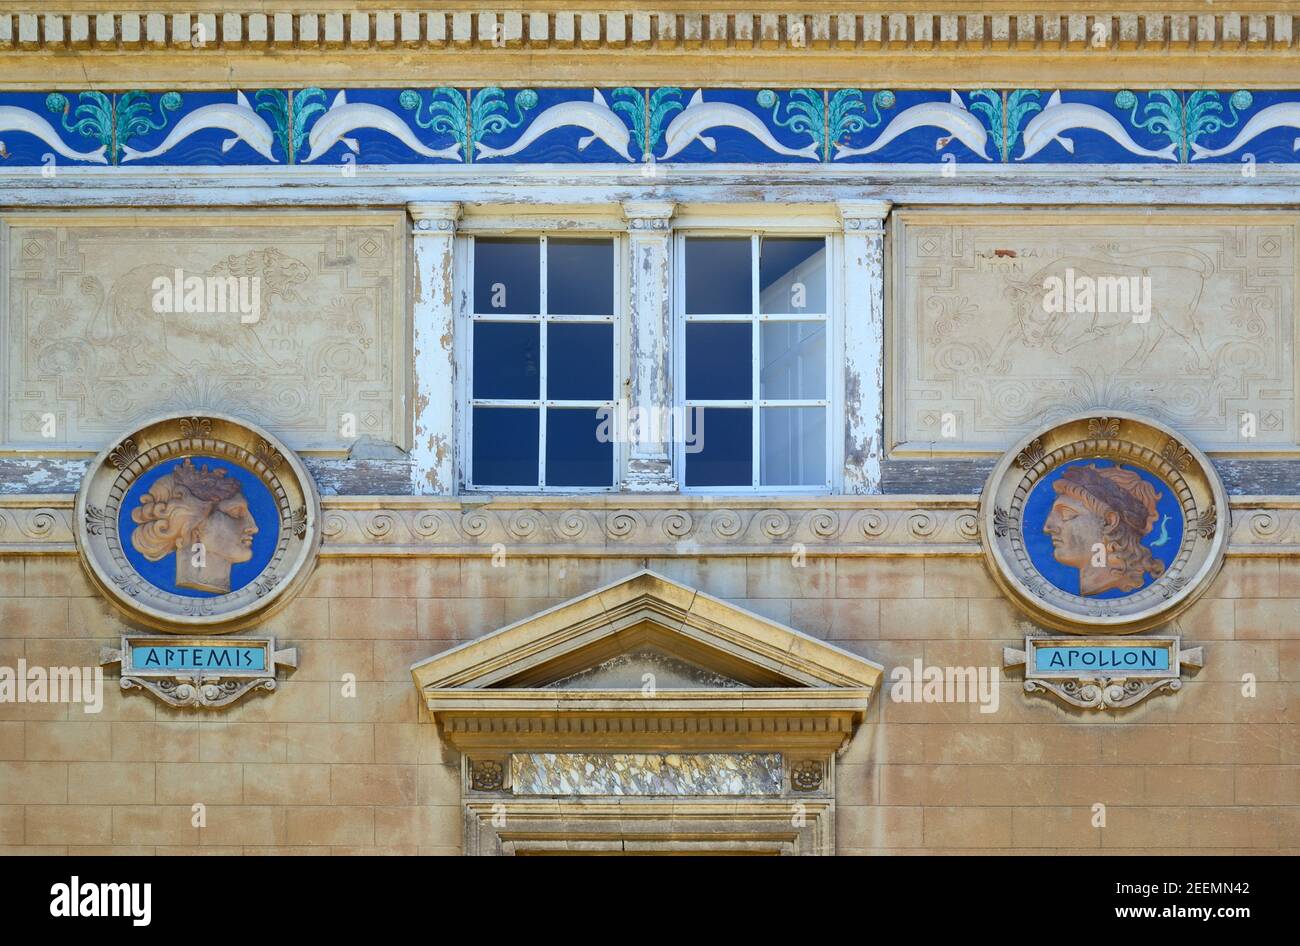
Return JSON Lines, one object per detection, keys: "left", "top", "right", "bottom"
{"left": 75, "top": 412, "right": 321, "bottom": 634}
{"left": 790, "top": 760, "right": 824, "bottom": 792}
{"left": 469, "top": 760, "right": 506, "bottom": 792}
{"left": 980, "top": 412, "right": 1228, "bottom": 634}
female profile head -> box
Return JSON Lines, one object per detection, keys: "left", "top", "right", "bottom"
{"left": 1042, "top": 463, "right": 1165, "bottom": 596}
{"left": 130, "top": 458, "right": 258, "bottom": 594}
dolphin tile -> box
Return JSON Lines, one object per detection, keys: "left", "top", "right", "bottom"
{"left": 832, "top": 91, "right": 994, "bottom": 164}
{"left": 0, "top": 91, "right": 114, "bottom": 167}
{"left": 471, "top": 88, "right": 638, "bottom": 164}
{"left": 654, "top": 89, "right": 823, "bottom": 164}
{"left": 116, "top": 91, "right": 280, "bottom": 166}
{"left": 1186, "top": 90, "right": 1300, "bottom": 164}
{"left": 1013, "top": 90, "right": 1183, "bottom": 163}
{"left": 297, "top": 88, "right": 464, "bottom": 165}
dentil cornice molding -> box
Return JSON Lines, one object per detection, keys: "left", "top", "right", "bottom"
{"left": 1, "top": 7, "right": 1298, "bottom": 88}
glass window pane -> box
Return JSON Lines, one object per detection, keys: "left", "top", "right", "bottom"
{"left": 685, "top": 407, "right": 752, "bottom": 487}
{"left": 547, "top": 238, "right": 614, "bottom": 315}
{"left": 760, "top": 321, "right": 827, "bottom": 399}
{"left": 474, "top": 238, "right": 540, "bottom": 314}
{"left": 685, "top": 322, "right": 751, "bottom": 400}
{"left": 472, "top": 407, "right": 539, "bottom": 486}
{"left": 684, "top": 237, "right": 752, "bottom": 314}
{"left": 473, "top": 322, "right": 539, "bottom": 399}
{"left": 546, "top": 408, "right": 614, "bottom": 487}
{"left": 760, "top": 407, "right": 826, "bottom": 486}
{"left": 759, "top": 237, "right": 827, "bottom": 314}
{"left": 547, "top": 322, "right": 613, "bottom": 400}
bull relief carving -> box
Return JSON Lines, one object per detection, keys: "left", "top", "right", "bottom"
{"left": 892, "top": 212, "right": 1297, "bottom": 455}
{"left": 2, "top": 212, "right": 408, "bottom": 452}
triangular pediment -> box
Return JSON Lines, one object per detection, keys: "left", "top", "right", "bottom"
{"left": 411, "top": 570, "right": 883, "bottom": 693}
{"left": 544, "top": 647, "right": 747, "bottom": 690}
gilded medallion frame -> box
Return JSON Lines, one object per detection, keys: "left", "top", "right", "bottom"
{"left": 980, "top": 411, "right": 1228, "bottom": 635}
{"left": 75, "top": 412, "right": 321, "bottom": 634}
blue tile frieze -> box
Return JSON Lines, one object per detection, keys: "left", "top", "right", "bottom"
{"left": 1, "top": 87, "right": 1297, "bottom": 168}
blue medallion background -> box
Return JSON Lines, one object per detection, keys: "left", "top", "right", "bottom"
{"left": 1023, "top": 458, "right": 1184, "bottom": 600}
{"left": 118, "top": 456, "right": 280, "bottom": 598}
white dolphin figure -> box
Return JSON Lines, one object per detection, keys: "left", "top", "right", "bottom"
{"left": 1017, "top": 91, "right": 1178, "bottom": 162}
{"left": 1190, "top": 102, "right": 1300, "bottom": 160}
{"left": 659, "top": 89, "right": 820, "bottom": 161}
{"left": 302, "top": 90, "right": 463, "bottom": 163}
{"left": 832, "top": 91, "right": 990, "bottom": 161}
{"left": 121, "top": 91, "right": 277, "bottom": 163}
{"left": 475, "top": 89, "right": 633, "bottom": 161}
{"left": 0, "top": 105, "right": 108, "bottom": 163}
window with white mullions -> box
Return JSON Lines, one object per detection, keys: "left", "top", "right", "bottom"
{"left": 678, "top": 234, "right": 831, "bottom": 490}
{"left": 468, "top": 235, "right": 618, "bottom": 490}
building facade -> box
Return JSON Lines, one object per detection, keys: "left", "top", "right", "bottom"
{"left": 0, "top": 3, "right": 1297, "bottom": 855}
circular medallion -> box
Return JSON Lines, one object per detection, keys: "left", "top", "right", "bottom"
{"left": 75, "top": 413, "right": 321, "bottom": 634}
{"left": 980, "top": 412, "right": 1228, "bottom": 634}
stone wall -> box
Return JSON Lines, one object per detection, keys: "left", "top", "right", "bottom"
{"left": 2, "top": 212, "right": 409, "bottom": 454}
{"left": 2, "top": 550, "right": 1294, "bottom": 854}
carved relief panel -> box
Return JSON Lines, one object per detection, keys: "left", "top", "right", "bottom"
{"left": 890, "top": 211, "right": 1298, "bottom": 456}
{"left": 0, "top": 211, "right": 408, "bottom": 453}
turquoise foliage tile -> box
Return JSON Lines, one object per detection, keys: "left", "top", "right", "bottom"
{"left": 825, "top": 89, "right": 897, "bottom": 162}
{"left": 398, "top": 87, "right": 471, "bottom": 163}
{"left": 613, "top": 88, "right": 678, "bottom": 161}
{"left": 250, "top": 89, "right": 315, "bottom": 164}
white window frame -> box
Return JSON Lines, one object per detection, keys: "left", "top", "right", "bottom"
{"left": 461, "top": 230, "right": 625, "bottom": 493}
{"left": 673, "top": 228, "right": 841, "bottom": 495}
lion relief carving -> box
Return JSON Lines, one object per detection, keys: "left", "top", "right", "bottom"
{"left": 85, "top": 248, "right": 311, "bottom": 375}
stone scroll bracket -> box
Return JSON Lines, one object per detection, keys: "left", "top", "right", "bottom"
{"left": 839, "top": 201, "right": 892, "bottom": 495}
{"left": 409, "top": 201, "right": 463, "bottom": 496}
{"left": 621, "top": 200, "right": 678, "bottom": 493}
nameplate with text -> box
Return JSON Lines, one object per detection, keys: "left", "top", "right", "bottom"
{"left": 1003, "top": 636, "right": 1203, "bottom": 711}
{"left": 102, "top": 636, "right": 297, "bottom": 710}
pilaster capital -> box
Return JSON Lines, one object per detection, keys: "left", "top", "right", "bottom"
{"left": 408, "top": 202, "right": 462, "bottom": 233}
{"left": 838, "top": 200, "right": 892, "bottom": 234}
{"left": 622, "top": 199, "right": 676, "bottom": 233}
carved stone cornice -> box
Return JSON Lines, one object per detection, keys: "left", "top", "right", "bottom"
{"left": 0, "top": 496, "right": 74, "bottom": 552}
{"left": 1225, "top": 497, "right": 1300, "bottom": 554}
{"left": 2, "top": 8, "right": 1297, "bottom": 88}
{"left": 323, "top": 495, "right": 985, "bottom": 557}
{"left": 432, "top": 695, "right": 864, "bottom": 754}
{"left": 5, "top": 494, "right": 1300, "bottom": 556}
